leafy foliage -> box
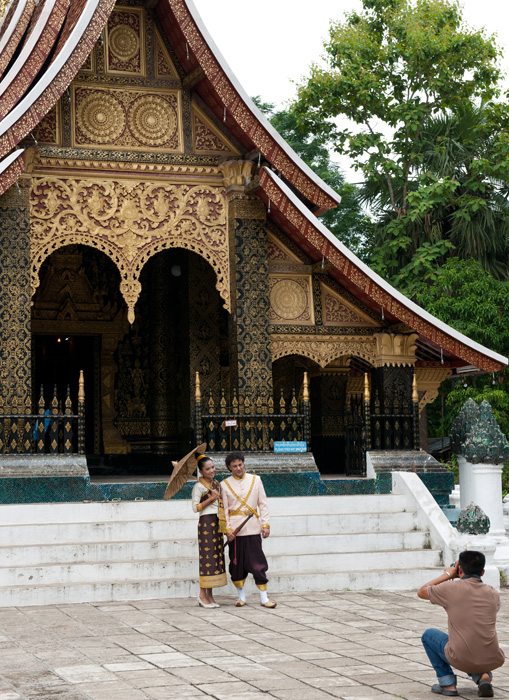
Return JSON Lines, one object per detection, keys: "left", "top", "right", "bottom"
{"left": 253, "top": 97, "right": 373, "bottom": 258}
{"left": 293, "top": 0, "right": 508, "bottom": 294}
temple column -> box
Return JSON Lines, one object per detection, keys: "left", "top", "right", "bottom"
{"left": 0, "top": 181, "right": 32, "bottom": 411}
{"left": 220, "top": 161, "right": 272, "bottom": 402}
{"left": 371, "top": 333, "right": 419, "bottom": 450}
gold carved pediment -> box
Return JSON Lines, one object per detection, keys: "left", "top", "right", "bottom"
{"left": 71, "top": 85, "right": 183, "bottom": 153}
{"left": 192, "top": 104, "right": 240, "bottom": 155}
{"left": 269, "top": 274, "right": 314, "bottom": 325}
{"left": 154, "top": 28, "right": 179, "bottom": 79}
{"left": 321, "top": 282, "right": 381, "bottom": 328}
{"left": 267, "top": 232, "right": 303, "bottom": 263}
{"left": 105, "top": 7, "right": 146, "bottom": 77}
{"left": 30, "top": 177, "right": 230, "bottom": 322}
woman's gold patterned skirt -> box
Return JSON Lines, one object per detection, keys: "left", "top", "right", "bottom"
{"left": 198, "top": 514, "right": 227, "bottom": 588}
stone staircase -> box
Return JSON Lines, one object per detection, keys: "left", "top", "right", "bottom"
{"left": 0, "top": 494, "right": 444, "bottom": 607}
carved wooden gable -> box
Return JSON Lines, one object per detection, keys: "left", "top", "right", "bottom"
{"left": 192, "top": 104, "right": 240, "bottom": 155}
{"left": 321, "top": 282, "right": 380, "bottom": 328}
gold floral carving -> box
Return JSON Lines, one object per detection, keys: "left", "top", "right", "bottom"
{"left": 30, "top": 177, "right": 230, "bottom": 322}
{"left": 267, "top": 232, "right": 303, "bottom": 262}
{"left": 271, "top": 334, "right": 376, "bottom": 368}
{"left": 373, "top": 332, "right": 419, "bottom": 367}
{"left": 73, "top": 85, "right": 182, "bottom": 152}
{"left": 154, "top": 29, "right": 179, "bottom": 79}
{"left": 105, "top": 8, "right": 144, "bottom": 75}
{"left": 33, "top": 104, "right": 61, "bottom": 145}
{"left": 416, "top": 367, "right": 453, "bottom": 414}
{"left": 219, "top": 160, "right": 254, "bottom": 196}
{"left": 270, "top": 275, "right": 314, "bottom": 325}
{"left": 192, "top": 106, "right": 240, "bottom": 155}
{"left": 321, "top": 283, "right": 380, "bottom": 328}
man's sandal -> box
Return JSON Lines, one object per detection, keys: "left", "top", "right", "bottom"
{"left": 260, "top": 600, "right": 277, "bottom": 608}
{"left": 235, "top": 600, "right": 246, "bottom": 607}
{"left": 431, "top": 684, "right": 458, "bottom": 696}
{"left": 478, "top": 680, "right": 494, "bottom": 698}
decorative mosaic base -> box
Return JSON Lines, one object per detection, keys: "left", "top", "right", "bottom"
{"left": 0, "top": 471, "right": 393, "bottom": 504}
{"left": 0, "top": 466, "right": 451, "bottom": 504}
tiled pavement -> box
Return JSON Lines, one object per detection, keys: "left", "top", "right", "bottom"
{"left": 0, "top": 590, "right": 508, "bottom": 700}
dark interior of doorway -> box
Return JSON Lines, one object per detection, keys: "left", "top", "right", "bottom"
{"left": 33, "top": 335, "right": 98, "bottom": 455}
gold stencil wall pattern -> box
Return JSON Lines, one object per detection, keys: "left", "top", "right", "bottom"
{"left": 30, "top": 177, "right": 230, "bottom": 322}
{"left": 73, "top": 86, "right": 182, "bottom": 152}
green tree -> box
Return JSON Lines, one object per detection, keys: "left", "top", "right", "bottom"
{"left": 419, "top": 257, "right": 509, "bottom": 437}
{"left": 253, "top": 97, "right": 373, "bottom": 258}
{"left": 293, "top": 0, "right": 506, "bottom": 293}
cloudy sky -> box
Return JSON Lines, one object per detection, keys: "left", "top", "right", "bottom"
{"left": 192, "top": 0, "right": 509, "bottom": 108}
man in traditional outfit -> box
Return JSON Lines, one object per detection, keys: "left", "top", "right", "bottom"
{"left": 220, "top": 451, "right": 276, "bottom": 608}
{"left": 418, "top": 550, "right": 504, "bottom": 698}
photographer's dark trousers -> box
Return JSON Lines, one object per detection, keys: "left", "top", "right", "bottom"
{"left": 228, "top": 534, "right": 269, "bottom": 590}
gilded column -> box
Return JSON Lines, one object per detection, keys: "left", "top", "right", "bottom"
{"left": 0, "top": 180, "right": 31, "bottom": 411}
{"left": 219, "top": 161, "right": 272, "bottom": 402}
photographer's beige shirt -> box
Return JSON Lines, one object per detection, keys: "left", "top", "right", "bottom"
{"left": 429, "top": 577, "right": 505, "bottom": 674}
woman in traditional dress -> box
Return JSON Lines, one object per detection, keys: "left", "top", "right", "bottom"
{"left": 191, "top": 454, "right": 227, "bottom": 608}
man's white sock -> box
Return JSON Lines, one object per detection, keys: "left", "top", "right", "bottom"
{"left": 237, "top": 587, "right": 246, "bottom": 602}
{"left": 259, "top": 589, "right": 269, "bottom": 605}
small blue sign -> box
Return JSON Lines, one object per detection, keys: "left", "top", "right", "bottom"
{"left": 274, "top": 441, "right": 307, "bottom": 453}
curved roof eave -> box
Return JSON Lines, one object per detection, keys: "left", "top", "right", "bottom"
{"left": 0, "top": 0, "right": 34, "bottom": 76}
{"left": 0, "top": 0, "right": 69, "bottom": 120}
{"left": 0, "top": 148, "right": 25, "bottom": 197}
{"left": 0, "top": 0, "right": 116, "bottom": 159}
{"left": 168, "top": 0, "right": 341, "bottom": 214}
{"left": 259, "top": 166, "right": 508, "bottom": 373}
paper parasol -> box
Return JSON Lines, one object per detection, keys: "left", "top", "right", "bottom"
{"left": 163, "top": 443, "right": 207, "bottom": 500}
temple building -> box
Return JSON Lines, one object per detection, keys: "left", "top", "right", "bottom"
{"left": 0, "top": 0, "right": 507, "bottom": 478}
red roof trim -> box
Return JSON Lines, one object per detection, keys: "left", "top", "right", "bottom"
{"left": 0, "top": 0, "right": 116, "bottom": 159}
{"left": 259, "top": 167, "right": 506, "bottom": 373}
{"left": 0, "top": 0, "right": 34, "bottom": 76}
{"left": 0, "top": 0, "right": 70, "bottom": 120}
{"left": 161, "top": 0, "right": 339, "bottom": 214}
{"left": 0, "top": 149, "right": 25, "bottom": 198}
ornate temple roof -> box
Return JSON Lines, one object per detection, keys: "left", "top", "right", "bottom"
{"left": 0, "top": 0, "right": 506, "bottom": 374}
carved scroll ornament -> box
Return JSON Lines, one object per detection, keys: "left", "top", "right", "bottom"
{"left": 30, "top": 177, "right": 230, "bottom": 321}
{"left": 271, "top": 334, "right": 376, "bottom": 368}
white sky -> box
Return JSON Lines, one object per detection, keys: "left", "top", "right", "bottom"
{"left": 192, "top": 0, "right": 509, "bottom": 179}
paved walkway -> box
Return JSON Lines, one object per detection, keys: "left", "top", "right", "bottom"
{"left": 0, "top": 590, "right": 508, "bottom": 700}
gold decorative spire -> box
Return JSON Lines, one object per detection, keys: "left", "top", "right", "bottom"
{"left": 195, "top": 371, "right": 201, "bottom": 401}
{"left": 303, "top": 371, "right": 309, "bottom": 401}
{"left": 364, "top": 372, "right": 370, "bottom": 403}
{"left": 412, "top": 372, "right": 418, "bottom": 403}
{"left": 78, "top": 370, "right": 85, "bottom": 402}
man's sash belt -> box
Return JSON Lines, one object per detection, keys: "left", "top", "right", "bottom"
{"left": 224, "top": 475, "right": 259, "bottom": 519}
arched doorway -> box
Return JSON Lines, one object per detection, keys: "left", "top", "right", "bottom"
{"left": 113, "top": 248, "right": 229, "bottom": 462}
{"left": 31, "top": 245, "right": 229, "bottom": 468}
{"left": 31, "top": 245, "right": 127, "bottom": 455}
{"left": 272, "top": 353, "right": 373, "bottom": 474}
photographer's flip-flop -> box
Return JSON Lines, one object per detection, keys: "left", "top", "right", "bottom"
{"left": 431, "top": 684, "right": 458, "bottom": 696}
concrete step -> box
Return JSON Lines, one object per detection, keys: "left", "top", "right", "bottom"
{"left": 0, "top": 494, "right": 410, "bottom": 525}
{"left": 0, "top": 511, "right": 417, "bottom": 546}
{"left": 0, "top": 547, "right": 443, "bottom": 586}
{"left": 0, "top": 492, "right": 444, "bottom": 606}
{"left": 0, "top": 530, "right": 431, "bottom": 566}
{"left": 0, "top": 567, "right": 443, "bottom": 607}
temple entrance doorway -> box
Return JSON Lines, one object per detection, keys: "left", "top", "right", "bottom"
{"left": 31, "top": 245, "right": 126, "bottom": 458}
{"left": 272, "top": 354, "right": 372, "bottom": 475}
{"left": 31, "top": 245, "right": 229, "bottom": 472}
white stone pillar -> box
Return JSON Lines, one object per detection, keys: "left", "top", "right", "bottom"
{"left": 466, "top": 462, "right": 506, "bottom": 540}
{"left": 458, "top": 455, "right": 473, "bottom": 508}
{"left": 450, "top": 536, "right": 499, "bottom": 589}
